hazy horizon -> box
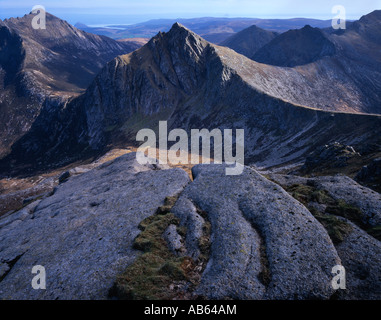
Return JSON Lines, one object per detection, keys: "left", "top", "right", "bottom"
{"left": 0, "top": 0, "right": 380, "bottom": 25}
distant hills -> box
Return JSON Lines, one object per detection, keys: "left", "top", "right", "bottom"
{"left": 221, "top": 11, "right": 381, "bottom": 115}
{"left": 75, "top": 17, "right": 333, "bottom": 43}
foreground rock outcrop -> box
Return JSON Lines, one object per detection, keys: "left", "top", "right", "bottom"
{"left": 172, "top": 165, "right": 340, "bottom": 300}
{"left": 0, "top": 153, "right": 190, "bottom": 299}
{"left": 0, "top": 154, "right": 380, "bottom": 299}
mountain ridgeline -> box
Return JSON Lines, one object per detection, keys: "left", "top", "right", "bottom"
{"left": 74, "top": 16, "right": 333, "bottom": 42}
{"left": 0, "top": 13, "right": 142, "bottom": 158}
{"left": 252, "top": 25, "right": 336, "bottom": 66}
{"left": 220, "top": 25, "right": 279, "bottom": 58}
{"left": 2, "top": 14, "right": 381, "bottom": 175}
{"left": 224, "top": 11, "right": 381, "bottom": 114}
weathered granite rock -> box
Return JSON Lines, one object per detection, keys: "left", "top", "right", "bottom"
{"left": 1, "top": 156, "right": 379, "bottom": 300}
{"left": 0, "top": 153, "right": 190, "bottom": 299}
{"left": 311, "top": 175, "right": 381, "bottom": 227}
{"left": 171, "top": 196, "right": 207, "bottom": 260}
{"left": 173, "top": 164, "right": 341, "bottom": 300}
{"left": 163, "top": 224, "right": 185, "bottom": 256}
{"left": 270, "top": 173, "right": 381, "bottom": 227}
{"left": 334, "top": 218, "right": 381, "bottom": 300}
{"left": 268, "top": 172, "right": 381, "bottom": 300}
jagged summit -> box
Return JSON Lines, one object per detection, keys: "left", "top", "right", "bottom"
{"left": 146, "top": 21, "right": 208, "bottom": 50}
{"left": 171, "top": 22, "right": 187, "bottom": 30}
{"left": 350, "top": 10, "right": 381, "bottom": 44}
{"left": 0, "top": 11, "right": 141, "bottom": 91}
{"left": 153, "top": 21, "right": 207, "bottom": 45}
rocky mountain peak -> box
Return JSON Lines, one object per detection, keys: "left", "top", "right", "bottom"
{"left": 170, "top": 22, "right": 188, "bottom": 31}
{"left": 252, "top": 24, "right": 336, "bottom": 67}
{"left": 352, "top": 10, "right": 381, "bottom": 44}
{"left": 140, "top": 21, "right": 210, "bottom": 95}
{"left": 155, "top": 21, "right": 209, "bottom": 54}
{"left": 148, "top": 21, "right": 206, "bottom": 45}
{"left": 359, "top": 10, "right": 381, "bottom": 23}
{"left": 2, "top": 11, "right": 381, "bottom": 173}
{"left": 0, "top": 11, "right": 143, "bottom": 159}
{"left": 221, "top": 24, "right": 278, "bottom": 58}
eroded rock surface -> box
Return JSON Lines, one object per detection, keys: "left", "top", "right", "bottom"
{"left": 0, "top": 153, "right": 190, "bottom": 299}
{"left": 269, "top": 173, "right": 381, "bottom": 299}
{"left": 0, "top": 155, "right": 380, "bottom": 300}
{"left": 172, "top": 165, "right": 341, "bottom": 300}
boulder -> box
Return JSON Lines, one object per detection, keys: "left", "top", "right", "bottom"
{"left": 334, "top": 219, "right": 381, "bottom": 300}
{"left": 172, "top": 164, "right": 340, "bottom": 299}
{"left": 355, "top": 158, "right": 381, "bottom": 193}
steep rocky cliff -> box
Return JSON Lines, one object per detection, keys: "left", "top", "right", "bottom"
{"left": 2, "top": 21, "right": 380, "bottom": 175}
{"left": 252, "top": 10, "right": 381, "bottom": 114}
{"left": 0, "top": 12, "right": 141, "bottom": 158}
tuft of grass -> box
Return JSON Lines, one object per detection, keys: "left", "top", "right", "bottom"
{"left": 288, "top": 184, "right": 336, "bottom": 207}
{"left": 198, "top": 224, "right": 211, "bottom": 261}
{"left": 109, "top": 211, "right": 190, "bottom": 300}
{"left": 366, "top": 225, "right": 381, "bottom": 241}
{"left": 109, "top": 196, "right": 211, "bottom": 300}
{"left": 325, "top": 200, "right": 365, "bottom": 228}
{"left": 284, "top": 184, "right": 363, "bottom": 244}
{"left": 288, "top": 184, "right": 315, "bottom": 206}
{"left": 309, "top": 207, "right": 353, "bottom": 245}
{"left": 156, "top": 196, "right": 179, "bottom": 215}
{"left": 193, "top": 204, "right": 212, "bottom": 262}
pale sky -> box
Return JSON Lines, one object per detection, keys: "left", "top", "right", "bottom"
{"left": 0, "top": 0, "right": 380, "bottom": 24}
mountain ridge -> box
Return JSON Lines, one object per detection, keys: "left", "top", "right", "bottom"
{"left": 252, "top": 25, "right": 336, "bottom": 67}
{"left": 74, "top": 16, "right": 333, "bottom": 42}
{"left": 2, "top": 21, "right": 381, "bottom": 176}
{"left": 0, "top": 12, "right": 143, "bottom": 158}
{"left": 220, "top": 25, "right": 278, "bottom": 58}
